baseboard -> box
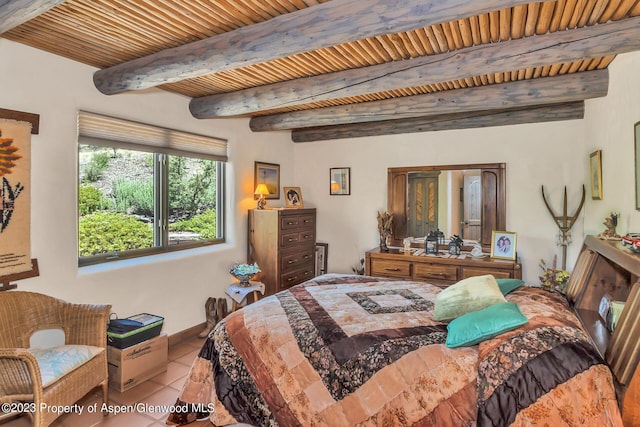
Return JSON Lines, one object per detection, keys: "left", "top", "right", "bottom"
{"left": 168, "top": 322, "right": 206, "bottom": 348}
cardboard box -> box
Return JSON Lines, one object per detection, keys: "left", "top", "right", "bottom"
{"left": 107, "top": 333, "right": 168, "bottom": 392}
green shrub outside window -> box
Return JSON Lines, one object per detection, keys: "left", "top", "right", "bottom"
{"left": 77, "top": 112, "right": 227, "bottom": 266}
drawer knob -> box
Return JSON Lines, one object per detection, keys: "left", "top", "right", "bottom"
{"left": 383, "top": 267, "right": 401, "bottom": 271}
{"left": 287, "top": 221, "right": 295, "bottom": 225}
{"left": 287, "top": 276, "right": 297, "bottom": 282}
{"left": 288, "top": 260, "right": 296, "bottom": 264}
{"left": 427, "top": 272, "right": 446, "bottom": 277}
{"left": 288, "top": 238, "right": 294, "bottom": 242}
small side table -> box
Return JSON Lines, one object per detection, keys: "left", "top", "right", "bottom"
{"left": 226, "top": 281, "right": 265, "bottom": 311}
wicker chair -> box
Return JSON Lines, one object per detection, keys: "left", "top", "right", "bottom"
{"left": 0, "top": 291, "right": 111, "bottom": 427}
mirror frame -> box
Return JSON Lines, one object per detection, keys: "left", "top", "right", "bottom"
{"left": 387, "top": 163, "right": 506, "bottom": 251}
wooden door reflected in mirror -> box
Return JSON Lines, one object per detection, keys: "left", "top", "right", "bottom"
{"left": 408, "top": 171, "right": 439, "bottom": 237}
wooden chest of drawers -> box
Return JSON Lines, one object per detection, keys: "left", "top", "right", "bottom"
{"left": 366, "top": 247, "right": 521, "bottom": 286}
{"left": 248, "top": 208, "right": 316, "bottom": 296}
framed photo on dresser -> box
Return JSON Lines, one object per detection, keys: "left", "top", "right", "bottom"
{"left": 490, "top": 231, "right": 517, "bottom": 261}
{"left": 284, "top": 187, "right": 304, "bottom": 208}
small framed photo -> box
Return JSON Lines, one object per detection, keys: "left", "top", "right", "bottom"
{"left": 590, "top": 150, "right": 602, "bottom": 200}
{"left": 284, "top": 187, "right": 304, "bottom": 208}
{"left": 315, "top": 243, "right": 328, "bottom": 276}
{"left": 330, "top": 167, "right": 351, "bottom": 195}
{"left": 254, "top": 161, "right": 280, "bottom": 200}
{"left": 490, "top": 231, "right": 517, "bottom": 261}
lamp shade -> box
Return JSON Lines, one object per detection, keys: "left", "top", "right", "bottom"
{"left": 254, "top": 183, "right": 270, "bottom": 196}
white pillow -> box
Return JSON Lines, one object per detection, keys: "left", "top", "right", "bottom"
{"left": 433, "top": 275, "right": 507, "bottom": 322}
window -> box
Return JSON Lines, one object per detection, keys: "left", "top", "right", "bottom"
{"left": 77, "top": 112, "right": 227, "bottom": 266}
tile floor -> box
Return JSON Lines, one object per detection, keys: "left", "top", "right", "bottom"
{"left": 1, "top": 336, "right": 214, "bottom": 427}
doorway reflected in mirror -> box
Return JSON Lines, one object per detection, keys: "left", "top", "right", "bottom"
{"left": 388, "top": 163, "right": 506, "bottom": 251}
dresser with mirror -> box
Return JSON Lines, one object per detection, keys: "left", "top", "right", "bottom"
{"left": 366, "top": 163, "right": 521, "bottom": 285}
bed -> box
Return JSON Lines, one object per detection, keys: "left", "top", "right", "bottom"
{"left": 167, "top": 274, "right": 623, "bottom": 426}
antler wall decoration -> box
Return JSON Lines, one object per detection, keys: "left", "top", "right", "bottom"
{"left": 540, "top": 185, "right": 586, "bottom": 270}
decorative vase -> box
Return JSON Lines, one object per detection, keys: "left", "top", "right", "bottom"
{"left": 232, "top": 273, "right": 256, "bottom": 286}
{"left": 379, "top": 234, "right": 389, "bottom": 252}
{"left": 229, "top": 262, "right": 261, "bottom": 287}
{"left": 377, "top": 211, "right": 393, "bottom": 253}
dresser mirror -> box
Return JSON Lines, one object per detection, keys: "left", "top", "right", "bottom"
{"left": 387, "top": 163, "right": 506, "bottom": 251}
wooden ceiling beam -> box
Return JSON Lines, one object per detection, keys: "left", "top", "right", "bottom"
{"left": 192, "top": 16, "right": 640, "bottom": 118}
{"left": 0, "top": 0, "right": 66, "bottom": 34}
{"left": 250, "top": 69, "right": 607, "bottom": 131}
{"left": 291, "top": 102, "right": 585, "bottom": 142}
{"left": 93, "top": 0, "right": 550, "bottom": 95}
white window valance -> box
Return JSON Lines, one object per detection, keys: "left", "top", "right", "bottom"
{"left": 78, "top": 111, "right": 228, "bottom": 162}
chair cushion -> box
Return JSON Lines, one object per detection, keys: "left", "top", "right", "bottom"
{"left": 445, "top": 302, "right": 529, "bottom": 348}
{"left": 434, "top": 274, "right": 507, "bottom": 322}
{"left": 496, "top": 278, "right": 525, "bottom": 295}
{"left": 29, "top": 345, "right": 104, "bottom": 387}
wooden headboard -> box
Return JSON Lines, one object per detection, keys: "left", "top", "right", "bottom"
{"left": 566, "top": 235, "right": 640, "bottom": 424}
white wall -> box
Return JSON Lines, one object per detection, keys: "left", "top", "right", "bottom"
{"left": 0, "top": 39, "right": 294, "bottom": 335}
{"left": 293, "top": 51, "right": 640, "bottom": 282}
{"left": 294, "top": 119, "right": 587, "bottom": 282}
{"left": 584, "top": 52, "right": 640, "bottom": 236}
{"left": 4, "top": 36, "right": 639, "bottom": 335}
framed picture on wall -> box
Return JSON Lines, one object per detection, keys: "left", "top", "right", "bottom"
{"left": 330, "top": 167, "right": 351, "bottom": 195}
{"left": 254, "top": 162, "right": 280, "bottom": 200}
{"left": 490, "top": 231, "right": 517, "bottom": 261}
{"left": 590, "top": 150, "right": 603, "bottom": 200}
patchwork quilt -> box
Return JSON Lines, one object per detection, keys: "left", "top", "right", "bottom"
{"left": 167, "top": 274, "right": 622, "bottom": 426}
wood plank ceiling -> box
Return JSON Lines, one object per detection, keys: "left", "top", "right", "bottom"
{"left": 2, "top": 0, "right": 640, "bottom": 142}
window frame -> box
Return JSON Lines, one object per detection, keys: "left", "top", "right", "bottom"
{"left": 77, "top": 112, "right": 227, "bottom": 267}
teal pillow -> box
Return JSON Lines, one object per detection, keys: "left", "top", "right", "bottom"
{"left": 434, "top": 274, "right": 507, "bottom": 322}
{"left": 496, "top": 278, "right": 525, "bottom": 295}
{"left": 445, "top": 302, "right": 528, "bottom": 348}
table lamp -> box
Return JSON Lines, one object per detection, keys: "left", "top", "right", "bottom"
{"left": 254, "top": 183, "right": 270, "bottom": 209}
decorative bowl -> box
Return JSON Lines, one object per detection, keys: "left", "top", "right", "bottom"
{"left": 231, "top": 273, "right": 257, "bottom": 286}
{"left": 229, "top": 263, "right": 261, "bottom": 286}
